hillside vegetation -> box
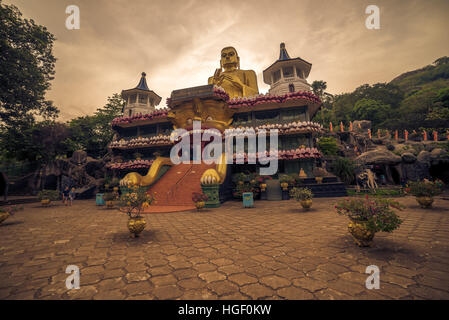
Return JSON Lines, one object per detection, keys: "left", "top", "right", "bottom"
{"left": 313, "top": 57, "right": 449, "bottom": 131}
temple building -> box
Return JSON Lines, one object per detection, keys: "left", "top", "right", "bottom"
{"left": 107, "top": 43, "right": 346, "bottom": 211}
{"left": 263, "top": 43, "right": 312, "bottom": 95}
{"left": 121, "top": 72, "right": 162, "bottom": 117}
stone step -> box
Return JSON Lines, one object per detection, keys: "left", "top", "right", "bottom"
{"left": 147, "top": 163, "right": 214, "bottom": 206}
{"left": 266, "top": 179, "right": 282, "bottom": 201}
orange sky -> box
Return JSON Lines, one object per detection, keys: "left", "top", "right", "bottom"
{"left": 5, "top": 0, "right": 449, "bottom": 121}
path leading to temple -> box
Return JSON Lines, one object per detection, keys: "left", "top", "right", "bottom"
{"left": 143, "top": 162, "right": 214, "bottom": 213}
{"left": 1, "top": 196, "right": 449, "bottom": 300}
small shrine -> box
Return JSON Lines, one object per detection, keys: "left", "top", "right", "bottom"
{"left": 121, "top": 72, "right": 162, "bottom": 117}
{"left": 263, "top": 43, "right": 312, "bottom": 95}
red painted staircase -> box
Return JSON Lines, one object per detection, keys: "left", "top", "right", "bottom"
{"left": 143, "top": 162, "right": 214, "bottom": 213}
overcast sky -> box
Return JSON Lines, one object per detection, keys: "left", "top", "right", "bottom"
{"left": 5, "top": 0, "right": 449, "bottom": 121}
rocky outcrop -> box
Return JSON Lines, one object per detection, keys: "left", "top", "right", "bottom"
{"left": 3, "top": 150, "right": 107, "bottom": 198}
{"left": 356, "top": 148, "right": 401, "bottom": 165}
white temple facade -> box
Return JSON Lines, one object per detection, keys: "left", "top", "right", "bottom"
{"left": 121, "top": 72, "right": 162, "bottom": 117}
{"left": 263, "top": 43, "right": 312, "bottom": 95}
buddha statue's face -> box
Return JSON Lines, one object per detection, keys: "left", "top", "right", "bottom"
{"left": 220, "top": 47, "right": 239, "bottom": 71}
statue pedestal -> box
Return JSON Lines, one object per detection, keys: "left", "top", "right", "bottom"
{"left": 201, "top": 184, "right": 220, "bottom": 208}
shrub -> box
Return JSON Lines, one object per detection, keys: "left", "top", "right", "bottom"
{"left": 406, "top": 180, "right": 444, "bottom": 197}
{"left": 118, "top": 186, "right": 153, "bottom": 218}
{"left": 290, "top": 187, "right": 313, "bottom": 201}
{"left": 103, "top": 192, "right": 117, "bottom": 201}
{"left": 336, "top": 196, "right": 404, "bottom": 232}
{"left": 333, "top": 157, "right": 357, "bottom": 185}
{"left": 192, "top": 192, "right": 208, "bottom": 203}
{"left": 317, "top": 137, "right": 339, "bottom": 156}
{"left": 0, "top": 205, "right": 23, "bottom": 216}
{"left": 313, "top": 167, "right": 328, "bottom": 177}
{"left": 279, "top": 174, "right": 294, "bottom": 184}
{"left": 37, "top": 189, "right": 60, "bottom": 201}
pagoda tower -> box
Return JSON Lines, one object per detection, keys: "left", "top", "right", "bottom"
{"left": 121, "top": 72, "right": 162, "bottom": 117}
{"left": 263, "top": 43, "right": 312, "bottom": 95}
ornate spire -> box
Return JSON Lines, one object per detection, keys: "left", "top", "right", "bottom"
{"left": 135, "top": 72, "right": 150, "bottom": 91}
{"left": 279, "top": 42, "right": 291, "bottom": 61}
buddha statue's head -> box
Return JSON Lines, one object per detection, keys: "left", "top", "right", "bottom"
{"left": 220, "top": 46, "right": 240, "bottom": 71}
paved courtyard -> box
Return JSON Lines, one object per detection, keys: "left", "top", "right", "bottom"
{"left": 0, "top": 196, "right": 448, "bottom": 300}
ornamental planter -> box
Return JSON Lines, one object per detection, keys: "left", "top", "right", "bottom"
{"left": 281, "top": 189, "right": 290, "bottom": 200}
{"left": 195, "top": 201, "right": 205, "bottom": 211}
{"left": 300, "top": 199, "right": 313, "bottom": 209}
{"left": 242, "top": 192, "right": 254, "bottom": 208}
{"left": 0, "top": 212, "right": 10, "bottom": 225}
{"left": 201, "top": 184, "right": 220, "bottom": 208}
{"left": 106, "top": 201, "right": 115, "bottom": 209}
{"left": 128, "top": 217, "right": 146, "bottom": 238}
{"left": 96, "top": 193, "right": 105, "bottom": 206}
{"left": 348, "top": 220, "right": 375, "bottom": 247}
{"left": 41, "top": 199, "right": 51, "bottom": 207}
{"left": 416, "top": 196, "right": 434, "bottom": 209}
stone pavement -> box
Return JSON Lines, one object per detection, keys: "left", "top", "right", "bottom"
{"left": 0, "top": 196, "right": 448, "bottom": 300}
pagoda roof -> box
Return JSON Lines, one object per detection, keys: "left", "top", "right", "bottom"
{"left": 263, "top": 43, "right": 312, "bottom": 84}
{"left": 121, "top": 72, "right": 162, "bottom": 104}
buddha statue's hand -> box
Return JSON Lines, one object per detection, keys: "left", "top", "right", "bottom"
{"left": 200, "top": 169, "right": 221, "bottom": 185}
{"left": 120, "top": 172, "right": 142, "bottom": 187}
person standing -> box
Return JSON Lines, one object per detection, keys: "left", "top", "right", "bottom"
{"left": 69, "top": 187, "right": 76, "bottom": 206}
{"left": 62, "top": 186, "right": 70, "bottom": 206}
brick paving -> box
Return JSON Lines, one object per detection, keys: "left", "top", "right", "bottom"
{"left": 0, "top": 196, "right": 448, "bottom": 300}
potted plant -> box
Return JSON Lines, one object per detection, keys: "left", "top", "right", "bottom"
{"left": 37, "top": 189, "right": 60, "bottom": 206}
{"left": 290, "top": 187, "right": 314, "bottom": 209}
{"left": 279, "top": 174, "right": 294, "bottom": 200}
{"left": 406, "top": 180, "right": 444, "bottom": 208}
{"left": 103, "top": 192, "right": 117, "bottom": 208}
{"left": 118, "top": 186, "right": 153, "bottom": 237}
{"left": 258, "top": 175, "right": 272, "bottom": 200}
{"left": 279, "top": 174, "right": 292, "bottom": 190}
{"left": 335, "top": 196, "right": 404, "bottom": 247}
{"left": 313, "top": 167, "right": 328, "bottom": 184}
{"left": 0, "top": 205, "right": 23, "bottom": 225}
{"left": 192, "top": 192, "right": 208, "bottom": 211}
{"left": 232, "top": 172, "right": 247, "bottom": 186}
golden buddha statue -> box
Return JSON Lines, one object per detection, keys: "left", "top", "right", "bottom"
{"left": 208, "top": 47, "right": 259, "bottom": 98}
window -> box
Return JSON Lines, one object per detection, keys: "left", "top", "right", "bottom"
{"left": 273, "top": 70, "right": 281, "bottom": 83}
{"left": 138, "top": 94, "right": 147, "bottom": 104}
{"left": 296, "top": 67, "right": 303, "bottom": 79}
{"left": 255, "top": 110, "right": 279, "bottom": 123}
{"left": 283, "top": 66, "right": 294, "bottom": 78}
{"left": 282, "top": 107, "right": 306, "bottom": 121}
{"left": 150, "top": 98, "right": 154, "bottom": 106}
{"left": 129, "top": 94, "right": 137, "bottom": 104}
{"left": 289, "top": 84, "right": 295, "bottom": 93}
{"left": 141, "top": 124, "right": 157, "bottom": 136}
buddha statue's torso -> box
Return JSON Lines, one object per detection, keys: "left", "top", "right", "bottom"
{"left": 208, "top": 47, "right": 259, "bottom": 99}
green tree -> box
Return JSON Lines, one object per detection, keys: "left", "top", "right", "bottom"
{"left": 0, "top": 2, "right": 58, "bottom": 128}
{"left": 311, "top": 80, "right": 327, "bottom": 98}
{"left": 64, "top": 94, "right": 124, "bottom": 158}
{"left": 0, "top": 120, "right": 69, "bottom": 163}
{"left": 352, "top": 99, "right": 392, "bottom": 129}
